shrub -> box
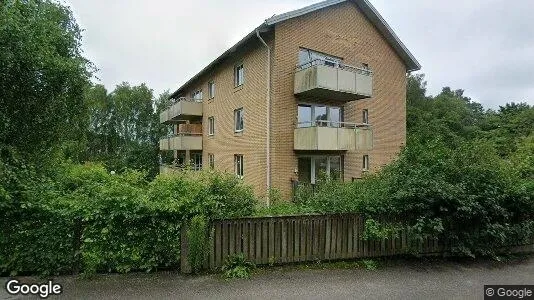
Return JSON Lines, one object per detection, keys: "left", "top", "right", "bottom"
{"left": 0, "top": 159, "right": 257, "bottom": 276}
{"left": 221, "top": 253, "right": 255, "bottom": 279}
{"left": 187, "top": 215, "right": 209, "bottom": 273}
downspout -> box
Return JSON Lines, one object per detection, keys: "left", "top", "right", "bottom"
{"left": 256, "top": 28, "right": 271, "bottom": 207}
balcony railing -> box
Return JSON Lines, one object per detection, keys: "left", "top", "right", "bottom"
{"left": 294, "top": 120, "right": 373, "bottom": 151}
{"left": 160, "top": 97, "right": 203, "bottom": 124}
{"left": 294, "top": 58, "right": 373, "bottom": 101}
{"left": 159, "top": 132, "right": 203, "bottom": 151}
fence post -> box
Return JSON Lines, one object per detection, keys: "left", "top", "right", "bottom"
{"left": 181, "top": 224, "right": 192, "bottom": 274}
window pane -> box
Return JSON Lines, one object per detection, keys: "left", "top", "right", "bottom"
{"left": 330, "top": 156, "right": 341, "bottom": 180}
{"left": 315, "top": 157, "right": 328, "bottom": 183}
{"left": 329, "top": 107, "right": 341, "bottom": 127}
{"left": 297, "top": 158, "right": 311, "bottom": 183}
{"left": 208, "top": 82, "right": 215, "bottom": 98}
{"left": 234, "top": 155, "right": 243, "bottom": 177}
{"left": 363, "top": 155, "right": 369, "bottom": 170}
{"left": 314, "top": 106, "right": 327, "bottom": 127}
{"left": 234, "top": 109, "right": 243, "bottom": 131}
{"left": 298, "top": 105, "right": 312, "bottom": 128}
{"left": 298, "top": 49, "right": 310, "bottom": 66}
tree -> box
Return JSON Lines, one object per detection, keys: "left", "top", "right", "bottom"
{"left": 83, "top": 83, "right": 161, "bottom": 177}
{"left": 0, "top": 0, "right": 93, "bottom": 159}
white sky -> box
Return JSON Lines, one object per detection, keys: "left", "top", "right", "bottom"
{"left": 64, "top": 0, "right": 534, "bottom": 109}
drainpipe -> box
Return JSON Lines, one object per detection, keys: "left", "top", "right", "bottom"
{"left": 256, "top": 28, "right": 271, "bottom": 207}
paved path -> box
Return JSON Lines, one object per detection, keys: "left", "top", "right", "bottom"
{"left": 2, "top": 256, "right": 534, "bottom": 299}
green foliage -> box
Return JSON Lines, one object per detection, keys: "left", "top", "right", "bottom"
{"left": 0, "top": 156, "right": 257, "bottom": 276}
{"left": 221, "top": 253, "right": 255, "bottom": 279}
{"left": 0, "top": 0, "right": 93, "bottom": 159}
{"left": 362, "top": 219, "right": 401, "bottom": 241}
{"left": 187, "top": 215, "right": 209, "bottom": 273}
{"left": 84, "top": 83, "right": 162, "bottom": 178}
{"left": 361, "top": 259, "right": 378, "bottom": 271}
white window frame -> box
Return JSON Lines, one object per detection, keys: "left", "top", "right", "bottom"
{"left": 363, "top": 155, "right": 369, "bottom": 171}
{"left": 362, "top": 109, "right": 369, "bottom": 124}
{"left": 208, "top": 81, "right": 215, "bottom": 99}
{"left": 234, "top": 108, "right": 244, "bottom": 132}
{"left": 208, "top": 116, "right": 214, "bottom": 136}
{"left": 208, "top": 153, "right": 214, "bottom": 170}
{"left": 234, "top": 63, "right": 244, "bottom": 87}
{"left": 234, "top": 154, "right": 244, "bottom": 178}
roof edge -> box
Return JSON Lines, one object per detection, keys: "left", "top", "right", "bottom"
{"left": 170, "top": 0, "right": 421, "bottom": 98}
{"left": 170, "top": 23, "right": 269, "bottom": 98}
{"left": 355, "top": 0, "right": 421, "bottom": 72}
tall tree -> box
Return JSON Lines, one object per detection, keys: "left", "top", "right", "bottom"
{"left": 0, "top": 0, "right": 93, "bottom": 158}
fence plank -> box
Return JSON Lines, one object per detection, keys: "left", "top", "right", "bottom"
{"left": 281, "top": 219, "right": 288, "bottom": 263}
{"left": 295, "top": 218, "right": 301, "bottom": 261}
{"left": 200, "top": 213, "right": 527, "bottom": 271}
{"left": 325, "top": 217, "right": 331, "bottom": 260}
{"left": 300, "top": 219, "right": 307, "bottom": 262}
{"left": 242, "top": 221, "right": 249, "bottom": 260}
{"left": 331, "top": 217, "right": 337, "bottom": 259}
{"left": 264, "top": 220, "right": 269, "bottom": 264}
{"left": 287, "top": 219, "right": 294, "bottom": 263}
{"left": 255, "top": 220, "right": 262, "bottom": 264}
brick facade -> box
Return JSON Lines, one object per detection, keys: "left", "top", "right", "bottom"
{"left": 165, "top": 1, "right": 410, "bottom": 201}
{"left": 271, "top": 1, "right": 407, "bottom": 199}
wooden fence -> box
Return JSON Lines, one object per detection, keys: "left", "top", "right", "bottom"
{"left": 181, "top": 213, "right": 445, "bottom": 272}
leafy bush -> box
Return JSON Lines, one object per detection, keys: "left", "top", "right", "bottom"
{"left": 187, "top": 215, "right": 209, "bottom": 273}
{"left": 221, "top": 253, "right": 255, "bottom": 279}
{"left": 0, "top": 158, "right": 257, "bottom": 276}
{"left": 361, "top": 259, "right": 378, "bottom": 271}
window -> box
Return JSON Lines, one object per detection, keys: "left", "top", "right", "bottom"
{"left": 234, "top": 155, "right": 244, "bottom": 178}
{"left": 234, "top": 64, "right": 244, "bottom": 87}
{"left": 208, "top": 154, "right": 214, "bottom": 169}
{"left": 208, "top": 117, "right": 214, "bottom": 136}
{"left": 297, "top": 104, "right": 343, "bottom": 127}
{"left": 208, "top": 81, "right": 215, "bottom": 99}
{"left": 362, "top": 109, "right": 369, "bottom": 124}
{"left": 191, "top": 90, "right": 202, "bottom": 101}
{"left": 192, "top": 153, "right": 202, "bottom": 171}
{"left": 234, "top": 108, "right": 244, "bottom": 132}
{"left": 298, "top": 48, "right": 342, "bottom": 69}
{"left": 363, "top": 155, "right": 369, "bottom": 171}
{"left": 298, "top": 156, "right": 343, "bottom": 184}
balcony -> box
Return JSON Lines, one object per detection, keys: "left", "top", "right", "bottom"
{"left": 160, "top": 98, "right": 203, "bottom": 124}
{"left": 294, "top": 59, "right": 373, "bottom": 101}
{"left": 160, "top": 123, "right": 203, "bottom": 151}
{"left": 294, "top": 121, "right": 373, "bottom": 151}
{"left": 159, "top": 134, "right": 203, "bottom": 151}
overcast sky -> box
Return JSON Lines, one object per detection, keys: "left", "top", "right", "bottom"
{"left": 64, "top": 0, "right": 534, "bottom": 109}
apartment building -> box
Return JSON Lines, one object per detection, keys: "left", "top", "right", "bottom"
{"left": 159, "top": 0, "right": 420, "bottom": 202}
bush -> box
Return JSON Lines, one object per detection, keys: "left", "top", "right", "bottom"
{"left": 187, "top": 215, "right": 209, "bottom": 273}
{"left": 354, "top": 139, "right": 533, "bottom": 257}
{"left": 0, "top": 158, "right": 257, "bottom": 276}
{"left": 221, "top": 253, "right": 255, "bottom": 279}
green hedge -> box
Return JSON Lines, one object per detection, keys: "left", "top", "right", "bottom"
{"left": 0, "top": 156, "right": 256, "bottom": 276}
{"left": 261, "top": 139, "right": 534, "bottom": 258}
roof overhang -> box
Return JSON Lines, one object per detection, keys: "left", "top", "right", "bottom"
{"left": 170, "top": 0, "right": 421, "bottom": 99}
